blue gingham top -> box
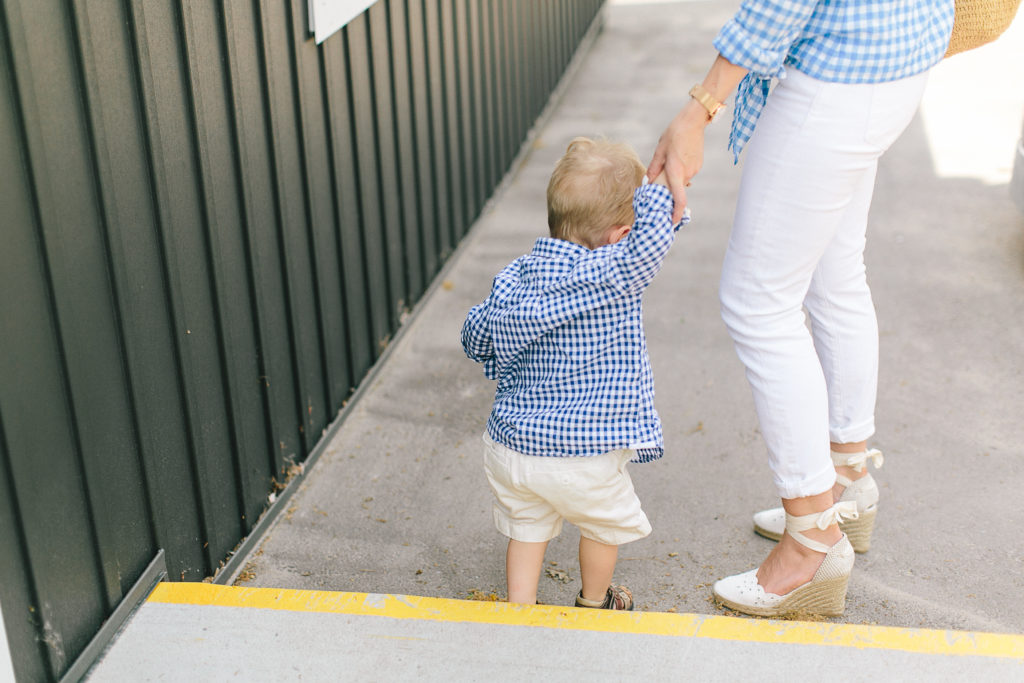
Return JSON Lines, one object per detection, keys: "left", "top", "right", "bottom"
{"left": 714, "top": 0, "right": 955, "bottom": 160}
{"left": 462, "top": 183, "right": 687, "bottom": 462}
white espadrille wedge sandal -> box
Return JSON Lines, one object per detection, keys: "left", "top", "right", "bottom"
{"left": 753, "top": 449, "right": 883, "bottom": 552}
{"left": 714, "top": 502, "right": 858, "bottom": 618}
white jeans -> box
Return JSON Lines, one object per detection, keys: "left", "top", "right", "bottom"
{"left": 720, "top": 69, "right": 929, "bottom": 499}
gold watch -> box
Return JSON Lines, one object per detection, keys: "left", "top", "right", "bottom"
{"left": 689, "top": 84, "right": 725, "bottom": 123}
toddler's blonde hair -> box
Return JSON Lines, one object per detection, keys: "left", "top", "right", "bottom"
{"left": 547, "top": 137, "right": 645, "bottom": 248}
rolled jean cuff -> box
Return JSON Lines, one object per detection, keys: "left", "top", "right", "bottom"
{"left": 773, "top": 463, "right": 837, "bottom": 501}
{"left": 829, "top": 418, "right": 875, "bottom": 446}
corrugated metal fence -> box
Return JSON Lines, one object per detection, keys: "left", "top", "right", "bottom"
{"left": 0, "top": 1, "right": 604, "bottom": 679}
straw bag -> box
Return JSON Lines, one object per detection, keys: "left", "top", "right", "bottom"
{"left": 945, "top": 0, "right": 1022, "bottom": 57}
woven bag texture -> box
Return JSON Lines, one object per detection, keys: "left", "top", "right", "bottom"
{"left": 945, "top": 0, "right": 1022, "bottom": 57}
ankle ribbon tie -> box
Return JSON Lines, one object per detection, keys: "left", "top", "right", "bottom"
{"left": 785, "top": 501, "right": 859, "bottom": 553}
{"left": 816, "top": 501, "right": 858, "bottom": 529}
{"left": 831, "top": 448, "right": 884, "bottom": 473}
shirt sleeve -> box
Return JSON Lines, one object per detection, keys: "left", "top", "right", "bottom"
{"left": 489, "top": 185, "right": 682, "bottom": 340}
{"left": 600, "top": 182, "right": 684, "bottom": 293}
{"left": 461, "top": 299, "right": 493, "bottom": 362}
{"left": 713, "top": 0, "right": 820, "bottom": 78}
{"left": 463, "top": 264, "right": 525, "bottom": 379}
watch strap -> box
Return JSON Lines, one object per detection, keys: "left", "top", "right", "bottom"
{"left": 689, "top": 84, "right": 724, "bottom": 122}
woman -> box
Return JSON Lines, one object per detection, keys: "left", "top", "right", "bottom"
{"left": 647, "top": 0, "right": 955, "bottom": 617}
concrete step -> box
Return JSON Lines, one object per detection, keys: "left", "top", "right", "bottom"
{"left": 87, "top": 583, "right": 1024, "bottom": 681}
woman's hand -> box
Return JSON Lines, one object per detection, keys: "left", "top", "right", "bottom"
{"left": 648, "top": 55, "right": 748, "bottom": 222}
{"left": 647, "top": 101, "right": 710, "bottom": 223}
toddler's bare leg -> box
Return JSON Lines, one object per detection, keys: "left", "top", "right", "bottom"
{"left": 506, "top": 539, "right": 548, "bottom": 604}
{"left": 579, "top": 536, "right": 618, "bottom": 602}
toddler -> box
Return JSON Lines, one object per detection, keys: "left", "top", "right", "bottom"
{"left": 461, "top": 137, "right": 687, "bottom": 609}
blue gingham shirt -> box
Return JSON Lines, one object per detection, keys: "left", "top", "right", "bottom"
{"left": 462, "top": 183, "right": 687, "bottom": 463}
{"left": 714, "top": 0, "right": 955, "bottom": 160}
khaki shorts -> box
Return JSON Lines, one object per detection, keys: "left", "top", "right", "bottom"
{"left": 482, "top": 434, "right": 652, "bottom": 545}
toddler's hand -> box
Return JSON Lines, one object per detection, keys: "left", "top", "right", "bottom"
{"left": 644, "top": 173, "right": 690, "bottom": 228}
{"left": 650, "top": 171, "right": 669, "bottom": 187}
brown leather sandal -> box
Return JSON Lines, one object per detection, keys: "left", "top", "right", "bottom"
{"left": 575, "top": 585, "right": 634, "bottom": 611}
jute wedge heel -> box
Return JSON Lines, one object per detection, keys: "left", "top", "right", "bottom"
{"left": 839, "top": 503, "right": 876, "bottom": 551}
{"left": 713, "top": 502, "right": 858, "bottom": 618}
{"left": 753, "top": 449, "right": 883, "bottom": 552}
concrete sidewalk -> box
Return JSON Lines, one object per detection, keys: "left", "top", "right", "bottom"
{"left": 89, "top": 1, "right": 1024, "bottom": 679}
{"left": 231, "top": 0, "right": 1024, "bottom": 631}
{"left": 87, "top": 583, "right": 1024, "bottom": 681}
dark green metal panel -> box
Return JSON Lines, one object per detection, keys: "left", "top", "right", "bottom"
{"left": 383, "top": 0, "right": 426, "bottom": 305}
{"left": 133, "top": 0, "right": 243, "bottom": 576}
{"left": 0, "top": 12, "right": 109, "bottom": 674}
{"left": 422, "top": 0, "right": 454, "bottom": 266}
{"left": 258, "top": 0, "right": 330, "bottom": 457}
{"left": 220, "top": 0, "right": 305, "bottom": 490}
{"left": 483, "top": 0, "right": 507, "bottom": 183}
{"left": 177, "top": 0, "right": 274, "bottom": 544}
{"left": 321, "top": 34, "right": 375, "bottom": 384}
{"left": 345, "top": 15, "right": 394, "bottom": 355}
{"left": 438, "top": 0, "right": 467, "bottom": 247}
{"left": 285, "top": 0, "right": 350, "bottom": 413}
{"left": 403, "top": 0, "right": 440, "bottom": 281}
{"left": 15, "top": 0, "right": 155, "bottom": 615}
{"left": 468, "top": 1, "right": 492, "bottom": 201}
{"left": 0, "top": 421, "right": 49, "bottom": 683}
{"left": 1, "top": 1, "right": 149, "bottom": 675}
{"left": 74, "top": 0, "right": 206, "bottom": 588}
{"left": 368, "top": 3, "right": 409, "bottom": 320}
{"left": 509, "top": 1, "right": 528, "bottom": 148}
{"left": 454, "top": 0, "right": 479, "bottom": 228}
{"left": 0, "top": 1, "right": 606, "bottom": 679}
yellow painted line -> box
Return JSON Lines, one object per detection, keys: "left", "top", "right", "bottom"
{"left": 148, "top": 583, "right": 1024, "bottom": 660}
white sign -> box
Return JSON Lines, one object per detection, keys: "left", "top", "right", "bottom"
{"left": 309, "top": 0, "right": 379, "bottom": 44}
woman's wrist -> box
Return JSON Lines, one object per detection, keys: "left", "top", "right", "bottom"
{"left": 680, "top": 98, "right": 714, "bottom": 127}
{"left": 686, "top": 54, "right": 746, "bottom": 126}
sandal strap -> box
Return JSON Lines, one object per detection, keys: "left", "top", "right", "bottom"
{"left": 606, "top": 585, "right": 633, "bottom": 610}
{"left": 830, "top": 448, "right": 883, "bottom": 471}
{"left": 831, "top": 449, "right": 883, "bottom": 487}
{"left": 576, "top": 586, "right": 632, "bottom": 610}
{"left": 575, "top": 590, "right": 606, "bottom": 608}
{"left": 785, "top": 501, "right": 859, "bottom": 553}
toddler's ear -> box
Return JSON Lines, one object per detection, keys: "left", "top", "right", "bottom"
{"left": 606, "top": 224, "right": 631, "bottom": 245}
